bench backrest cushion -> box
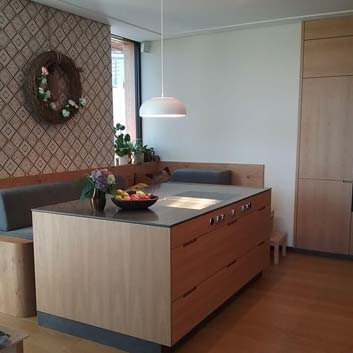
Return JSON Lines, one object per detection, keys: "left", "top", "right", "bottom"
{"left": 170, "top": 168, "right": 232, "bottom": 185}
{"left": 0, "top": 181, "right": 81, "bottom": 231}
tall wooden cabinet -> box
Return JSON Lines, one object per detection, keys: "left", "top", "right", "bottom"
{"left": 299, "top": 77, "right": 353, "bottom": 181}
{"left": 296, "top": 16, "right": 353, "bottom": 255}
{"left": 297, "top": 180, "right": 352, "bottom": 254}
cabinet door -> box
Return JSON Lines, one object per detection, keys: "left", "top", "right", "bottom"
{"left": 303, "top": 37, "right": 353, "bottom": 77}
{"left": 304, "top": 16, "right": 353, "bottom": 40}
{"left": 296, "top": 179, "right": 352, "bottom": 254}
{"left": 299, "top": 77, "right": 353, "bottom": 180}
{"left": 350, "top": 216, "right": 353, "bottom": 256}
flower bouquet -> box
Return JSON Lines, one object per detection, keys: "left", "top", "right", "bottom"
{"left": 80, "top": 169, "right": 116, "bottom": 211}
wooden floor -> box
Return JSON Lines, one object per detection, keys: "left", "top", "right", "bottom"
{"left": 1, "top": 252, "right": 353, "bottom": 353}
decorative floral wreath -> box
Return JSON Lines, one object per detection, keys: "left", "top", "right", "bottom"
{"left": 25, "top": 51, "right": 86, "bottom": 124}
{"left": 37, "top": 66, "right": 87, "bottom": 119}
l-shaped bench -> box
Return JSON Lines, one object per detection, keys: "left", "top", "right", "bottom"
{"left": 0, "top": 176, "right": 127, "bottom": 318}
{"left": 0, "top": 180, "right": 82, "bottom": 317}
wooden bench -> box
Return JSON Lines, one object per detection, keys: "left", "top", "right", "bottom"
{"left": 0, "top": 236, "right": 36, "bottom": 317}
{"left": 0, "top": 180, "right": 84, "bottom": 318}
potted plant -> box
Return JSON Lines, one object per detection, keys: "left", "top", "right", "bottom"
{"left": 114, "top": 123, "right": 132, "bottom": 165}
{"left": 80, "top": 169, "right": 116, "bottom": 211}
{"left": 132, "top": 141, "right": 145, "bottom": 164}
{"left": 143, "top": 145, "right": 155, "bottom": 162}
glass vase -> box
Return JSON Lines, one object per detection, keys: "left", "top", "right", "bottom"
{"left": 90, "top": 189, "right": 106, "bottom": 212}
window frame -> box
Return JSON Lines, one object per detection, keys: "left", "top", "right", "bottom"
{"left": 111, "top": 36, "right": 142, "bottom": 142}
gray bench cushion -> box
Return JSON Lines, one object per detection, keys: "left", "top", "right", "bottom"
{"left": 171, "top": 168, "right": 232, "bottom": 185}
{"left": 1, "top": 227, "right": 33, "bottom": 241}
{"left": 0, "top": 180, "right": 81, "bottom": 232}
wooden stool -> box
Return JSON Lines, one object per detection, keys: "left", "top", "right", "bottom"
{"left": 0, "top": 235, "right": 36, "bottom": 317}
{"left": 270, "top": 231, "right": 287, "bottom": 265}
{"left": 0, "top": 326, "right": 28, "bottom": 353}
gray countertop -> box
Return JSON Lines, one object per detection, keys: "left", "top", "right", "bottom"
{"left": 33, "top": 182, "right": 270, "bottom": 228}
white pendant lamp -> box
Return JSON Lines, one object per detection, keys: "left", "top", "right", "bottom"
{"left": 139, "top": 0, "right": 187, "bottom": 118}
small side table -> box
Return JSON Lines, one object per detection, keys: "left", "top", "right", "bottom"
{"left": 0, "top": 326, "right": 28, "bottom": 353}
{"left": 270, "top": 231, "right": 287, "bottom": 265}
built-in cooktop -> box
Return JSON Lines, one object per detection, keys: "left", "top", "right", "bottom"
{"left": 157, "top": 191, "right": 238, "bottom": 210}
{"left": 174, "top": 191, "right": 237, "bottom": 200}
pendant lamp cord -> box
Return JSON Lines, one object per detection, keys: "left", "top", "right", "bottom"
{"left": 161, "top": 0, "right": 164, "bottom": 97}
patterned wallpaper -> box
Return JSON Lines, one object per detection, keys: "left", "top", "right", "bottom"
{"left": 0, "top": 0, "right": 114, "bottom": 179}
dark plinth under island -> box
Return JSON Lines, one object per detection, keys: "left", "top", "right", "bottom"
{"left": 32, "top": 182, "right": 272, "bottom": 353}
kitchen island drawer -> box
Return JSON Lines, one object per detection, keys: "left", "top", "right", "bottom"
{"left": 171, "top": 240, "right": 270, "bottom": 344}
{"left": 171, "top": 205, "right": 271, "bottom": 301}
{"left": 171, "top": 190, "right": 271, "bottom": 249}
{"left": 234, "top": 190, "right": 271, "bottom": 217}
{"left": 170, "top": 204, "right": 234, "bottom": 249}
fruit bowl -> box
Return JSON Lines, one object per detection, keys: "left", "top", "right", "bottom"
{"left": 111, "top": 190, "right": 158, "bottom": 210}
{"left": 111, "top": 196, "right": 158, "bottom": 210}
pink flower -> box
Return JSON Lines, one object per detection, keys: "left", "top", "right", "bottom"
{"left": 41, "top": 67, "right": 49, "bottom": 76}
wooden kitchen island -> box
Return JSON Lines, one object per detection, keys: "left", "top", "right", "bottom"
{"left": 32, "top": 182, "right": 271, "bottom": 353}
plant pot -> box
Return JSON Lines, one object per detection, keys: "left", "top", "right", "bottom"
{"left": 118, "top": 155, "right": 129, "bottom": 165}
{"left": 133, "top": 152, "right": 144, "bottom": 164}
{"left": 144, "top": 150, "right": 155, "bottom": 162}
{"left": 90, "top": 189, "right": 106, "bottom": 212}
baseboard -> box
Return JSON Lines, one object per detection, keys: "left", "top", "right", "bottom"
{"left": 37, "top": 312, "right": 167, "bottom": 353}
{"left": 287, "top": 246, "right": 353, "bottom": 261}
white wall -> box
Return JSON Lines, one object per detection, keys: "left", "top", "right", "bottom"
{"left": 141, "top": 23, "right": 302, "bottom": 245}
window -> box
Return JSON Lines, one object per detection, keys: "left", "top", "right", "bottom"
{"left": 112, "top": 50, "right": 124, "bottom": 88}
{"left": 111, "top": 37, "right": 141, "bottom": 143}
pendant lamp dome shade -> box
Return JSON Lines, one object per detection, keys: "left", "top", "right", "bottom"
{"left": 140, "top": 97, "right": 187, "bottom": 118}
{"left": 139, "top": 0, "right": 187, "bottom": 118}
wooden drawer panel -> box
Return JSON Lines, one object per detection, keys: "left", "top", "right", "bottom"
{"left": 171, "top": 191, "right": 270, "bottom": 249}
{"left": 171, "top": 205, "right": 271, "bottom": 301}
{"left": 303, "top": 37, "right": 353, "bottom": 78}
{"left": 170, "top": 204, "right": 234, "bottom": 249}
{"left": 234, "top": 191, "right": 271, "bottom": 218}
{"left": 171, "top": 241, "right": 270, "bottom": 344}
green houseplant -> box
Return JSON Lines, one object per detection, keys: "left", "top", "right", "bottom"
{"left": 132, "top": 141, "right": 145, "bottom": 164}
{"left": 114, "top": 123, "right": 132, "bottom": 165}
{"left": 143, "top": 145, "right": 155, "bottom": 162}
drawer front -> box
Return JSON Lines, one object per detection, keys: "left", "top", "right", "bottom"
{"left": 171, "top": 205, "right": 271, "bottom": 301}
{"left": 170, "top": 204, "right": 234, "bottom": 249}
{"left": 234, "top": 191, "right": 271, "bottom": 218}
{"left": 171, "top": 241, "right": 270, "bottom": 344}
{"left": 171, "top": 191, "right": 271, "bottom": 249}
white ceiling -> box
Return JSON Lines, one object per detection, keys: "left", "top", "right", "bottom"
{"left": 34, "top": 0, "right": 353, "bottom": 41}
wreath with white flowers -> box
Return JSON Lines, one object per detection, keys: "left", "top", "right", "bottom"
{"left": 26, "top": 51, "right": 87, "bottom": 124}
{"left": 37, "top": 66, "right": 87, "bottom": 119}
